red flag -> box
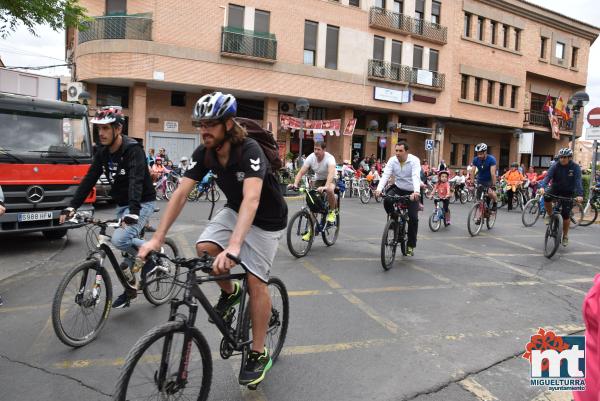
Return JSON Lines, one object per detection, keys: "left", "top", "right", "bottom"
{"left": 542, "top": 95, "right": 553, "bottom": 114}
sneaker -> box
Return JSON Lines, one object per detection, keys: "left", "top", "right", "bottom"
{"left": 112, "top": 291, "right": 135, "bottom": 308}
{"left": 544, "top": 216, "right": 551, "bottom": 225}
{"left": 144, "top": 224, "right": 156, "bottom": 233}
{"left": 326, "top": 210, "right": 336, "bottom": 224}
{"left": 301, "top": 231, "right": 312, "bottom": 241}
{"left": 562, "top": 236, "right": 569, "bottom": 247}
{"left": 406, "top": 246, "right": 414, "bottom": 257}
{"left": 209, "top": 281, "right": 241, "bottom": 323}
{"left": 239, "top": 348, "right": 272, "bottom": 386}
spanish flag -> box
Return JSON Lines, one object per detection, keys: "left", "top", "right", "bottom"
{"left": 554, "top": 96, "right": 567, "bottom": 119}
{"left": 564, "top": 105, "right": 572, "bottom": 122}
{"left": 542, "top": 94, "right": 553, "bottom": 113}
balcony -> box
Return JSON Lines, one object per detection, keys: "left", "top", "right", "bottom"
{"left": 523, "top": 110, "right": 572, "bottom": 131}
{"left": 221, "top": 27, "right": 277, "bottom": 63}
{"left": 368, "top": 60, "right": 445, "bottom": 90}
{"left": 368, "top": 7, "right": 447, "bottom": 45}
{"left": 78, "top": 15, "right": 152, "bottom": 44}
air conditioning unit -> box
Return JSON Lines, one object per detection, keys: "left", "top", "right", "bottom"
{"left": 66, "top": 82, "right": 85, "bottom": 102}
{"left": 279, "top": 102, "right": 295, "bottom": 115}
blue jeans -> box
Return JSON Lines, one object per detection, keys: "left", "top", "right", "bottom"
{"left": 112, "top": 201, "right": 155, "bottom": 265}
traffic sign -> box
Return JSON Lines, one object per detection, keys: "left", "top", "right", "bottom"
{"left": 425, "top": 139, "right": 434, "bottom": 151}
{"left": 587, "top": 107, "right": 600, "bottom": 127}
{"left": 586, "top": 127, "right": 600, "bottom": 140}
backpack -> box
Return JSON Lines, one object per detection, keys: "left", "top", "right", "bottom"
{"left": 203, "top": 117, "right": 283, "bottom": 172}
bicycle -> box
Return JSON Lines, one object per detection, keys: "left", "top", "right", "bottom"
{"left": 544, "top": 194, "right": 580, "bottom": 258}
{"left": 522, "top": 193, "right": 583, "bottom": 228}
{"left": 155, "top": 171, "right": 178, "bottom": 200}
{"left": 359, "top": 179, "right": 382, "bottom": 204}
{"left": 449, "top": 182, "right": 468, "bottom": 204}
{"left": 52, "top": 214, "right": 180, "bottom": 347}
{"left": 380, "top": 194, "right": 411, "bottom": 271}
{"left": 113, "top": 252, "right": 289, "bottom": 399}
{"left": 187, "top": 172, "right": 221, "bottom": 202}
{"left": 467, "top": 185, "right": 497, "bottom": 237}
{"left": 428, "top": 196, "right": 450, "bottom": 232}
{"left": 579, "top": 186, "right": 599, "bottom": 227}
{"left": 286, "top": 185, "right": 340, "bottom": 258}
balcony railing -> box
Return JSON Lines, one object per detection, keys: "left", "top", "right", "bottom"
{"left": 524, "top": 110, "right": 572, "bottom": 131}
{"left": 78, "top": 15, "right": 152, "bottom": 43}
{"left": 368, "top": 60, "right": 445, "bottom": 90}
{"left": 368, "top": 7, "right": 447, "bottom": 44}
{"left": 221, "top": 27, "right": 277, "bottom": 62}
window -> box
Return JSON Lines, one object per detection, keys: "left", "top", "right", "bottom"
{"left": 490, "top": 21, "right": 497, "bottom": 44}
{"left": 571, "top": 47, "right": 578, "bottom": 67}
{"left": 502, "top": 24, "right": 509, "bottom": 48}
{"left": 431, "top": 1, "right": 441, "bottom": 25}
{"left": 477, "top": 17, "right": 484, "bottom": 41}
{"left": 391, "top": 40, "right": 402, "bottom": 65}
{"left": 97, "top": 85, "right": 129, "bottom": 108}
{"left": 171, "top": 91, "right": 185, "bottom": 107}
{"left": 540, "top": 37, "right": 548, "bottom": 58}
{"left": 487, "top": 81, "right": 494, "bottom": 104}
{"left": 450, "top": 143, "right": 458, "bottom": 166}
{"left": 462, "top": 144, "right": 471, "bottom": 166}
{"left": 373, "top": 36, "right": 385, "bottom": 61}
{"left": 429, "top": 49, "right": 439, "bottom": 72}
{"left": 308, "top": 107, "right": 326, "bottom": 120}
{"left": 325, "top": 25, "right": 339, "bottom": 69}
{"left": 514, "top": 28, "right": 521, "bottom": 51}
{"left": 393, "top": 0, "right": 403, "bottom": 13}
{"left": 375, "top": 0, "right": 385, "bottom": 8}
{"left": 460, "top": 74, "right": 468, "bottom": 99}
{"left": 415, "top": 0, "right": 424, "bottom": 20}
{"left": 304, "top": 20, "right": 318, "bottom": 66}
{"left": 474, "top": 78, "right": 482, "bottom": 102}
{"left": 464, "top": 13, "right": 471, "bottom": 37}
{"left": 106, "top": 0, "right": 126, "bottom": 15}
{"left": 254, "top": 9, "right": 270, "bottom": 33}
{"left": 349, "top": 0, "right": 360, "bottom": 6}
{"left": 555, "top": 42, "right": 565, "bottom": 59}
{"left": 499, "top": 83, "right": 506, "bottom": 107}
{"left": 413, "top": 45, "right": 423, "bottom": 69}
{"left": 510, "top": 86, "right": 518, "bottom": 109}
{"left": 228, "top": 4, "right": 244, "bottom": 29}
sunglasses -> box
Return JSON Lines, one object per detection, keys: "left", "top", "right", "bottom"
{"left": 193, "top": 120, "right": 221, "bottom": 129}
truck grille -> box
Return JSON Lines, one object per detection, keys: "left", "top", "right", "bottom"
{"left": 2, "top": 184, "right": 79, "bottom": 210}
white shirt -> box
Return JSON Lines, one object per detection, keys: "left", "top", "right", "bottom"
{"left": 377, "top": 154, "right": 421, "bottom": 193}
{"left": 450, "top": 175, "right": 466, "bottom": 184}
{"left": 305, "top": 152, "right": 336, "bottom": 180}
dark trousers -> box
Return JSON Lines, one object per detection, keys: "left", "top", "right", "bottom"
{"left": 384, "top": 186, "right": 419, "bottom": 248}
{"left": 507, "top": 189, "right": 515, "bottom": 210}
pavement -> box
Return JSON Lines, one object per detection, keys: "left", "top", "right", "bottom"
{"left": 0, "top": 196, "right": 598, "bottom": 401}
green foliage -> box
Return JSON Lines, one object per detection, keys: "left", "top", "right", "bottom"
{"left": 0, "top": 0, "right": 90, "bottom": 38}
{"left": 285, "top": 151, "right": 296, "bottom": 162}
{"left": 583, "top": 173, "right": 590, "bottom": 201}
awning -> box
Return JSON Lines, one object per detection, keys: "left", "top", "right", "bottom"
{"left": 401, "top": 125, "right": 433, "bottom": 135}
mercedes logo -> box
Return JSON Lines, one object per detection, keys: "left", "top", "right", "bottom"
{"left": 26, "top": 186, "right": 45, "bottom": 204}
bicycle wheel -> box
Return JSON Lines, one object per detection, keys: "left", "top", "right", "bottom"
{"left": 486, "top": 209, "right": 496, "bottom": 229}
{"left": 286, "top": 210, "right": 314, "bottom": 258}
{"left": 375, "top": 192, "right": 382, "bottom": 203}
{"left": 460, "top": 191, "right": 467, "bottom": 204}
{"left": 165, "top": 181, "right": 177, "bottom": 200}
{"left": 428, "top": 211, "right": 441, "bottom": 232}
{"left": 52, "top": 260, "right": 113, "bottom": 347}
{"left": 516, "top": 192, "right": 524, "bottom": 211}
{"left": 322, "top": 212, "right": 340, "bottom": 246}
{"left": 205, "top": 186, "right": 221, "bottom": 202}
{"left": 142, "top": 238, "right": 181, "bottom": 306}
{"left": 240, "top": 277, "right": 289, "bottom": 367}
{"left": 113, "top": 321, "right": 212, "bottom": 401}
{"left": 579, "top": 201, "right": 598, "bottom": 227}
{"left": 359, "top": 188, "right": 371, "bottom": 204}
{"left": 467, "top": 189, "right": 474, "bottom": 203}
{"left": 570, "top": 203, "right": 583, "bottom": 227}
{"left": 380, "top": 219, "right": 398, "bottom": 270}
{"left": 467, "top": 203, "right": 484, "bottom": 237}
{"left": 522, "top": 199, "right": 540, "bottom": 227}
{"left": 187, "top": 187, "right": 200, "bottom": 202}
{"left": 544, "top": 214, "right": 562, "bottom": 259}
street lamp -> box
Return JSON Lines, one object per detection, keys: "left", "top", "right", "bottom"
{"left": 568, "top": 91, "right": 589, "bottom": 153}
{"left": 369, "top": 120, "right": 379, "bottom": 131}
{"left": 295, "top": 98, "right": 310, "bottom": 166}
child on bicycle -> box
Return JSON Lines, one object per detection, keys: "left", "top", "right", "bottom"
{"left": 434, "top": 170, "right": 451, "bottom": 225}
{"left": 366, "top": 165, "right": 380, "bottom": 190}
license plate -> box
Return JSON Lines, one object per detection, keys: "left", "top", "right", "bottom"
{"left": 18, "top": 212, "right": 53, "bottom": 222}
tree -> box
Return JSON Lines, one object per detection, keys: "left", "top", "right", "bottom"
{"left": 0, "top": 0, "right": 89, "bottom": 38}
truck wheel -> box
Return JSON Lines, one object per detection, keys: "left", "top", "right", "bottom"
{"left": 43, "top": 229, "right": 68, "bottom": 240}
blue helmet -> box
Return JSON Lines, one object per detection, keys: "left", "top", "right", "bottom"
{"left": 192, "top": 92, "right": 237, "bottom": 123}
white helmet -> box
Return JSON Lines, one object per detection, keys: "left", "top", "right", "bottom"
{"left": 180, "top": 156, "right": 189, "bottom": 162}
{"left": 474, "top": 143, "right": 488, "bottom": 153}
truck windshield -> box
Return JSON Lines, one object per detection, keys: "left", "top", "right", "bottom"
{"left": 0, "top": 111, "right": 92, "bottom": 158}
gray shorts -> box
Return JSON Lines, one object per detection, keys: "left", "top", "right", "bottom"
{"left": 196, "top": 207, "right": 283, "bottom": 283}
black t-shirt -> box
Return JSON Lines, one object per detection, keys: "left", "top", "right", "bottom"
{"left": 185, "top": 138, "right": 288, "bottom": 231}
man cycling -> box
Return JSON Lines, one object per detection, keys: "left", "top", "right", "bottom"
{"left": 538, "top": 147, "right": 583, "bottom": 247}
{"left": 59, "top": 106, "right": 157, "bottom": 308}
{"left": 138, "top": 92, "right": 287, "bottom": 387}
{"left": 290, "top": 141, "right": 338, "bottom": 224}
{"left": 472, "top": 143, "right": 498, "bottom": 210}
{"left": 375, "top": 141, "right": 421, "bottom": 256}
{"left": 501, "top": 162, "right": 526, "bottom": 212}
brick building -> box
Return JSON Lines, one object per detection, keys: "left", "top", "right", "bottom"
{"left": 67, "top": 0, "right": 599, "bottom": 169}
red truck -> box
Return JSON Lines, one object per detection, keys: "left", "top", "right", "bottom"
{"left": 0, "top": 93, "right": 95, "bottom": 239}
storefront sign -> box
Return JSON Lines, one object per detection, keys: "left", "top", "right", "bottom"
{"left": 373, "top": 87, "right": 410, "bottom": 104}
{"left": 416, "top": 69, "right": 433, "bottom": 86}
{"left": 413, "top": 94, "right": 436, "bottom": 104}
{"left": 164, "top": 121, "right": 179, "bottom": 132}
{"left": 518, "top": 132, "right": 534, "bottom": 154}
{"left": 353, "top": 143, "right": 362, "bottom": 149}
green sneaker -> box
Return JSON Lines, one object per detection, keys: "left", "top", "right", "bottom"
{"left": 301, "top": 230, "right": 312, "bottom": 241}
{"left": 406, "top": 246, "right": 414, "bottom": 257}
{"left": 239, "top": 347, "right": 272, "bottom": 387}
{"left": 326, "top": 210, "right": 336, "bottom": 224}
{"left": 208, "top": 281, "right": 241, "bottom": 324}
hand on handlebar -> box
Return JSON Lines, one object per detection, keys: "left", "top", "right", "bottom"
{"left": 138, "top": 238, "right": 163, "bottom": 261}
{"left": 213, "top": 245, "right": 241, "bottom": 275}
{"left": 287, "top": 184, "right": 299, "bottom": 191}
{"left": 59, "top": 207, "right": 75, "bottom": 225}
{"left": 410, "top": 192, "right": 420, "bottom": 201}
{"left": 576, "top": 196, "right": 583, "bottom": 204}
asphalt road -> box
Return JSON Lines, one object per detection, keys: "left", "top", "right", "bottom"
{"left": 0, "top": 195, "right": 598, "bottom": 401}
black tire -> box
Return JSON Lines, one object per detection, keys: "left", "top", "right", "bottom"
{"left": 544, "top": 214, "right": 562, "bottom": 259}
{"left": 516, "top": 192, "right": 524, "bottom": 211}
{"left": 142, "top": 237, "right": 181, "bottom": 306}
{"left": 206, "top": 186, "right": 221, "bottom": 202}
{"left": 113, "top": 321, "right": 212, "bottom": 401}
{"left": 486, "top": 209, "right": 497, "bottom": 229}
{"left": 579, "top": 202, "right": 598, "bottom": 227}
{"left": 164, "top": 181, "right": 177, "bottom": 200}
{"left": 459, "top": 191, "right": 467, "bottom": 204}
{"left": 467, "top": 189, "right": 474, "bottom": 203}
{"left": 52, "top": 260, "right": 112, "bottom": 347}
{"left": 286, "top": 210, "right": 314, "bottom": 258}
{"left": 359, "top": 188, "right": 371, "bottom": 204}
{"left": 522, "top": 199, "right": 541, "bottom": 227}
{"left": 43, "top": 229, "right": 68, "bottom": 240}
{"left": 322, "top": 211, "right": 340, "bottom": 246}
{"left": 380, "top": 219, "right": 398, "bottom": 271}
{"left": 570, "top": 203, "right": 583, "bottom": 227}
{"left": 467, "top": 203, "right": 484, "bottom": 237}
{"left": 187, "top": 187, "right": 200, "bottom": 202}
{"left": 240, "top": 277, "right": 289, "bottom": 365}
{"left": 428, "top": 211, "right": 441, "bottom": 232}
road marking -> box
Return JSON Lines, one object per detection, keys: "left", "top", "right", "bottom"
{"left": 563, "top": 257, "right": 600, "bottom": 270}
{"left": 0, "top": 303, "right": 50, "bottom": 313}
{"left": 301, "top": 261, "right": 343, "bottom": 289}
{"left": 352, "top": 284, "right": 455, "bottom": 293}
{"left": 406, "top": 262, "right": 456, "bottom": 284}
{"left": 530, "top": 390, "right": 573, "bottom": 401}
{"left": 490, "top": 236, "right": 536, "bottom": 251}
{"left": 288, "top": 290, "right": 333, "bottom": 297}
{"left": 459, "top": 377, "right": 499, "bottom": 401}
{"left": 555, "top": 277, "right": 594, "bottom": 284}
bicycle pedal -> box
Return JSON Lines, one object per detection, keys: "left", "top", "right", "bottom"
{"left": 247, "top": 383, "right": 259, "bottom": 391}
